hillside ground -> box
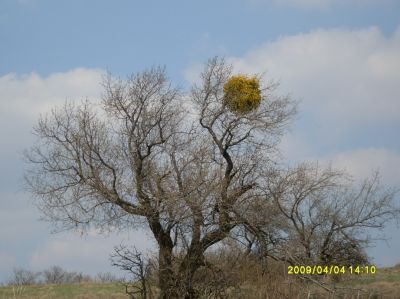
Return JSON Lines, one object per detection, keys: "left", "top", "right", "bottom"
{"left": 1, "top": 265, "right": 400, "bottom": 298}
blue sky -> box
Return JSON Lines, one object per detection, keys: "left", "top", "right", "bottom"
{"left": 2, "top": 0, "right": 400, "bottom": 80}
{"left": 1, "top": 0, "right": 400, "bottom": 283}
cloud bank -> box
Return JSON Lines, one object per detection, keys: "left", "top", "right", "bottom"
{"left": 230, "top": 26, "right": 400, "bottom": 129}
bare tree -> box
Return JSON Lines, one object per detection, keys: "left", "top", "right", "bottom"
{"left": 110, "top": 245, "right": 151, "bottom": 299}
{"left": 260, "top": 163, "right": 399, "bottom": 266}
{"left": 8, "top": 268, "right": 41, "bottom": 286}
{"left": 24, "top": 57, "right": 296, "bottom": 298}
{"left": 43, "top": 265, "right": 66, "bottom": 284}
{"left": 42, "top": 265, "right": 86, "bottom": 284}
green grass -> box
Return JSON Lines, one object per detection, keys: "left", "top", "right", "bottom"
{"left": 324, "top": 265, "right": 400, "bottom": 298}
{"left": 339, "top": 264, "right": 400, "bottom": 285}
{"left": 0, "top": 283, "right": 130, "bottom": 299}
{"left": 1, "top": 266, "right": 400, "bottom": 299}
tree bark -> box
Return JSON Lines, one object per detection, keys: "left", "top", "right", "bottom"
{"left": 158, "top": 242, "right": 177, "bottom": 299}
{"left": 178, "top": 247, "right": 205, "bottom": 299}
{"left": 148, "top": 216, "right": 178, "bottom": 299}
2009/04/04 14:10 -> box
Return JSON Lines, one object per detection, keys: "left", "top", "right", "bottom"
{"left": 288, "top": 265, "right": 377, "bottom": 275}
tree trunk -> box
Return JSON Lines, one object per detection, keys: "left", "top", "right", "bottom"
{"left": 158, "top": 242, "right": 178, "bottom": 299}
{"left": 157, "top": 243, "right": 203, "bottom": 299}
{"left": 148, "top": 216, "right": 178, "bottom": 299}
{"left": 180, "top": 264, "right": 201, "bottom": 299}
{"left": 177, "top": 246, "right": 206, "bottom": 299}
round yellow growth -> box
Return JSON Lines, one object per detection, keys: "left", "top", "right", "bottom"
{"left": 223, "top": 75, "right": 262, "bottom": 114}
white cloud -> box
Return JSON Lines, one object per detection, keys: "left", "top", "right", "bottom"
{"left": 225, "top": 26, "right": 400, "bottom": 136}
{"left": 185, "top": 26, "right": 400, "bottom": 163}
{"left": 0, "top": 68, "right": 104, "bottom": 181}
{"left": 0, "top": 68, "right": 108, "bottom": 281}
{"left": 328, "top": 148, "right": 400, "bottom": 186}
{"left": 0, "top": 68, "right": 103, "bottom": 123}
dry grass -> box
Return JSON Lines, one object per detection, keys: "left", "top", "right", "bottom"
{"left": 1, "top": 265, "right": 400, "bottom": 298}
{"left": 194, "top": 254, "right": 400, "bottom": 299}
{"left": 331, "top": 264, "right": 400, "bottom": 299}
{"left": 0, "top": 283, "right": 129, "bottom": 299}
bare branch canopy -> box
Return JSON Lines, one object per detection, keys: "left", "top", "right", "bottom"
{"left": 24, "top": 57, "right": 398, "bottom": 299}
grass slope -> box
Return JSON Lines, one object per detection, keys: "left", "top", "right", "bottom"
{"left": 336, "top": 265, "right": 400, "bottom": 298}
{"left": 0, "top": 283, "right": 129, "bottom": 299}
{"left": 1, "top": 265, "right": 400, "bottom": 299}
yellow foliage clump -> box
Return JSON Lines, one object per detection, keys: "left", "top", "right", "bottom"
{"left": 223, "top": 75, "right": 262, "bottom": 114}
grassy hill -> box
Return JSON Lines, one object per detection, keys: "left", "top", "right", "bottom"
{"left": 0, "top": 283, "right": 129, "bottom": 299}
{"left": 334, "top": 264, "right": 400, "bottom": 298}
{"left": 1, "top": 265, "right": 400, "bottom": 298}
